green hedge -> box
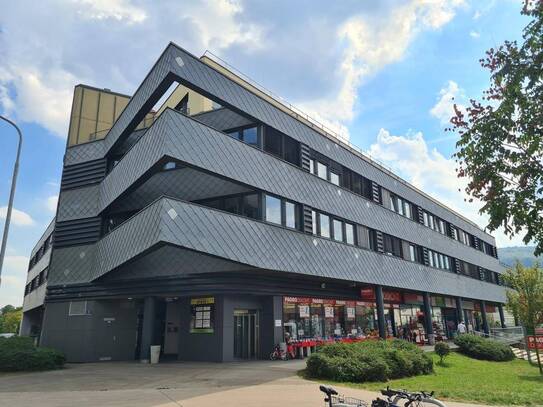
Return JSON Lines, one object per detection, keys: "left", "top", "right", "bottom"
{"left": 453, "top": 334, "right": 515, "bottom": 362}
{"left": 0, "top": 336, "right": 65, "bottom": 372}
{"left": 306, "top": 339, "right": 433, "bottom": 383}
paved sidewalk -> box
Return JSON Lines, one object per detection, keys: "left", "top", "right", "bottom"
{"left": 0, "top": 360, "right": 496, "bottom": 407}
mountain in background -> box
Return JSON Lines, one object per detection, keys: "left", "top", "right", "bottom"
{"left": 498, "top": 246, "right": 540, "bottom": 267}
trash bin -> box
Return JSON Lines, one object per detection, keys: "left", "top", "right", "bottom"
{"left": 150, "top": 345, "right": 161, "bottom": 364}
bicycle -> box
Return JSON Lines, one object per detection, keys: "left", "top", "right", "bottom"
{"left": 320, "top": 385, "right": 368, "bottom": 407}
{"left": 319, "top": 385, "right": 447, "bottom": 407}
{"left": 373, "top": 387, "right": 446, "bottom": 407}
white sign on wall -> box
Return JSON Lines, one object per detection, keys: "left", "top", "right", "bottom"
{"left": 299, "top": 305, "right": 310, "bottom": 318}
{"left": 325, "top": 306, "right": 334, "bottom": 318}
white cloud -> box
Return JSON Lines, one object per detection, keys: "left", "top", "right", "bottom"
{"left": 367, "top": 128, "right": 526, "bottom": 248}
{"left": 46, "top": 195, "right": 59, "bottom": 212}
{"left": 299, "top": 0, "right": 465, "bottom": 139}
{"left": 473, "top": 10, "right": 482, "bottom": 19}
{"left": 0, "top": 207, "right": 34, "bottom": 226}
{"left": 469, "top": 30, "right": 480, "bottom": 38}
{"left": 430, "top": 80, "right": 465, "bottom": 125}
{"left": 0, "top": 0, "right": 265, "bottom": 138}
{"left": 73, "top": 0, "right": 147, "bottom": 24}
{"left": 0, "top": 255, "right": 28, "bottom": 308}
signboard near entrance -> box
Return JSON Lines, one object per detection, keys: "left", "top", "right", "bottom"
{"left": 190, "top": 297, "right": 215, "bottom": 334}
{"left": 527, "top": 336, "right": 543, "bottom": 350}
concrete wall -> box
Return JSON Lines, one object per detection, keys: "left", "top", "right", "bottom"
{"left": 40, "top": 299, "right": 139, "bottom": 362}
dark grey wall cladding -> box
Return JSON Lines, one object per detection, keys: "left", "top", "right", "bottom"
{"left": 64, "top": 140, "right": 106, "bottom": 166}
{"left": 61, "top": 158, "right": 107, "bottom": 190}
{"left": 40, "top": 300, "right": 138, "bottom": 362}
{"left": 164, "top": 45, "right": 495, "bottom": 246}
{"left": 57, "top": 185, "right": 100, "bottom": 221}
{"left": 48, "top": 244, "right": 97, "bottom": 285}
{"left": 108, "top": 167, "right": 250, "bottom": 214}
{"left": 102, "top": 245, "right": 252, "bottom": 282}
{"left": 193, "top": 107, "right": 254, "bottom": 130}
{"left": 101, "top": 110, "right": 501, "bottom": 272}
{"left": 91, "top": 43, "right": 494, "bottom": 246}
{"left": 82, "top": 197, "right": 505, "bottom": 302}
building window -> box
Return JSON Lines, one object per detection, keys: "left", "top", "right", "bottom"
{"left": 265, "top": 195, "right": 282, "bottom": 225}
{"left": 317, "top": 162, "right": 327, "bottom": 180}
{"left": 69, "top": 301, "right": 89, "bottom": 316}
{"left": 319, "top": 214, "right": 330, "bottom": 238}
{"left": 345, "top": 223, "right": 355, "bottom": 245}
{"left": 227, "top": 125, "right": 259, "bottom": 146}
{"left": 242, "top": 194, "right": 260, "bottom": 219}
{"left": 409, "top": 245, "right": 417, "bottom": 262}
{"left": 311, "top": 210, "right": 317, "bottom": 235}
{"left": 309, "top": 159, "right": 315, "bottom": 174}
{"left": 383, "top": 234, "right": 402, "bottom": 257}
{"left": 285, "top": 201, "right": 296, "bottom": 229}
{"left": 283, "top": 135, "right": 300, "bottom": 165}
{"left": 333, "top": 219, "right": 343, "bottom": 242}
{"left": 242, "top": 127, "right": 258, "bottom": 146}
{"left": 330, "top": 170, "right": 340, "bottom": 186}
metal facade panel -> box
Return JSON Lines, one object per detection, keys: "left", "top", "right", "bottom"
{"left": 73, "top": 43, "right": 493, "bottom": 246}
{"left": 193, "top": 107, "right": 254, "bottom": 130}
{"left": 86, "top": 197, "right": 505, "bottom": 302}
{"left": 102, "top": 245, "right": 253, "bottom": 281}
{"left": 100, "top": 110, "right": 501, "bottom": 272}
{"left": 57, "top": 185, "right": 101, "bottom": 221}
{"left": 48, "top": 244, "right": 97, "bottom": 285}
{"left": 108, "top": 167, "right": 250, "bottom": 214}
{"left": 64, "top": 140, "right": 105, "bottom": 166}
{"left": 163, "top": 45, "right": 496, "bottom": 246}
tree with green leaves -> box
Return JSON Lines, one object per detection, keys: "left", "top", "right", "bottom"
{"left": 451, "top": 1, "right": 543, "bottom": 254}
{"left": 503, "top": 262, "right": 543, "bottom": 333}
{"left": 0, "top": 305, "right": 22, "bottom": 334}
{"left": 503, "top": 262, "right": 543, "bottom": 373}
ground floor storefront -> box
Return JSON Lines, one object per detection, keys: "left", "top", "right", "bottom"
{"left": 39, "top": 282, "right": 508, "bottom": 363}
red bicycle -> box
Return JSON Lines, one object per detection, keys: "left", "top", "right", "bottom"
{"left": 269, "top": 343, "right": 296, "bottom": 360}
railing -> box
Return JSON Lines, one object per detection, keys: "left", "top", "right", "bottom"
{"left": 201, "top": 50, "right": 489, "bottom": 234}
{"left": 473, "top": 327, "right": 524, "bottom": 344}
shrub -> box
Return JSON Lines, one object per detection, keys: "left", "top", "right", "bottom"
{"left": 305, "top": 339, "right": 432, "bottom": 383}
{"left": 434, "top": 342, "right": 450, "bottom": 364}
{"left": 0, "top": 336, "right": 65, "bottom": 372}
{"left": 454, "top": 334, "right": 514, "bottom": 362}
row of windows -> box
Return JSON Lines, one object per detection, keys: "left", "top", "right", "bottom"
{"left": 24, "top": 268, "right": 48, "bottom": 296}
{"left": 427, "top": 249, "right": 452, "bottom": 271}
{"left": 311, "top": 210, "right": 356, "bottom": 245}
{"left": 28, "top": 234, "right": 53, "bottom": 271}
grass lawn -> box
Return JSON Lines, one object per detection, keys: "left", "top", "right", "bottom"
{"left": 304, "top": 352, "right": 543, "bottom": 406}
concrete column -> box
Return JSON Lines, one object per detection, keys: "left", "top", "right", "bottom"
{"left": 480, "top": 300, "right": 489, "bottom": 335}
{"left": 139, "top": 296, "right": 156, "bottom": 361}
{"left": 455, "top": 297, "right": 463, "bottom": 322}
{"left": 498, "top": 304, "right": 506, "bottom": 328}
{"left": 375, "top": 285, "right": 386, "bottom": 339}
{"left": 423, "top": 292, "right": 434, "bottom": 344}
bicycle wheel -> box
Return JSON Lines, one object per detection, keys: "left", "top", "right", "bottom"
{"left": 392, "top": 396, "right": 447, "bottom": 407}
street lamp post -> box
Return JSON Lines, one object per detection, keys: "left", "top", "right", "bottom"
{"left": 0, "top": 115, "right": 23, "bottom": 287}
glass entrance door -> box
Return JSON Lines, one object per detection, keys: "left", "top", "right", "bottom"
{"left": 234, "top": 310, "right": 259, "bottom": 359}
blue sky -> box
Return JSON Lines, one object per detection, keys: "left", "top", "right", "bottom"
{"left": 0, "top": 0, "right": 530, "bottom": 307}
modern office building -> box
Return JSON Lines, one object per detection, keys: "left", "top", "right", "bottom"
{"left": 25, "top": 42, "right": 507, "bottom": 362}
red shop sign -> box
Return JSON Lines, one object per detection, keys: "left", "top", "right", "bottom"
{"left": 384, "top": 291, "right": 403, "bottom": 303}
{"left": 360, "top": 287, "right": 375, "bottom": 301}
{"left": 404, "top": 293, "right": 424, "bottom": 304}
{"left": 527, "top": 336, "right": 543, "bottom": 350}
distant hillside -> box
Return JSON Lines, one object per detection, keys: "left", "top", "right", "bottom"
{"left": 498, "top": 246, "right": 541, "bottom": 267}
